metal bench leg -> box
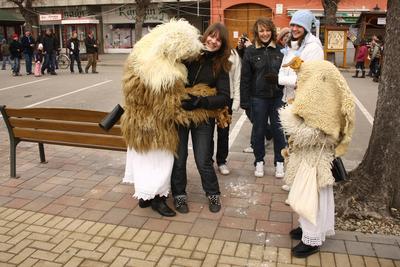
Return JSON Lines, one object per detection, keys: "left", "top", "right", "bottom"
{"left": 38, "top": 143, "right": 47, "bottom": 163}
{"left": 10, "top": 140, "right": 18, "bottom": 178}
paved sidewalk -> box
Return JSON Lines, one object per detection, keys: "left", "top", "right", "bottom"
{"left": 0, "top": 113, "right": 399, "bottom": 266}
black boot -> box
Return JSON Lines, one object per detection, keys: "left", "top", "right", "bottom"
{"left": 361, "top": 71, "right": 365, "bottom": 78}
{"left": 352, "top": 70, "right": 359, "bottom": 78}
{"left": 292, "top": 241, "right": 319, "bottom": 258}
{"left": 151, "top": 195, "right": 176, "bottom": 217}
{"left": 289, "top": 227, "right": 302, "bottom": 240}
{"left": 138, "top": 199, "right": 151, "bottom": 208}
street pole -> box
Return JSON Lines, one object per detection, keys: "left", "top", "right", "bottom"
{"left": 177, "top": 0, "right": 180, "bottom": 18}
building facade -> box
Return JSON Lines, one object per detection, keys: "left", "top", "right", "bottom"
{"left": 0, "top": 0, "right": 210, "bottom": 54}
{"left": 210, "top": 0, "right": 387, "bottom": 48}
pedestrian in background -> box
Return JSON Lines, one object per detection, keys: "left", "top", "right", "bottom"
{"left": 85, "top": 31, "right": 98, "bottom": 74}
{"left": 67, "top": 31, "right": 83, "bottom": 74}
{"left": 1, "top": 39, "right": 12, "bottom": 70}
{"left": 210, "top": 48, "right": 241, "bottom": 175}
{"left": 352, "top": 39, "right": 368, "bottom": 78}
{"left": 240, "top": 18, "right": 286, "bottom": 178}
{"left": 367, "top": 35, "right": 381, "bottom": 77}
{"left": 34, "top": 43, "right": 43, "bottom": 77}
{"left": 276, "top": 27, "right": 291, "bottom": 47}
{"left": 41, "top": 29, "right": 57, "bottom": 75}
{"left": 21, "top": 30, "right": 35, "bottom": 75}
{"left": 9, "top": 33, "right": 22, "bottom": 76}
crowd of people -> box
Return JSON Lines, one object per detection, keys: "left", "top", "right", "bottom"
{"left": 0, "top": 29, "right": 99, "bottom": 76}
{"left": 116, "top": 11, "right": 355, "bottom": 259}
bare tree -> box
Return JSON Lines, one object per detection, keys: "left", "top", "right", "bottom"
{"left": 134, "top": 0, "right": 151, "bottom": 43}
{"left": 336, "top": 0, "right": 400, "bottom": 219}
{"left": 322, "top": 0, "right": 339, "bottom": 26}
{"left": 7, "top": 0, "right": 39, "bottom": 37}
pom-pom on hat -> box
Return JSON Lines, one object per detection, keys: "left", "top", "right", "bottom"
{"left": 12, "top": 33, "right": 18, "bottom": 40}
{"left": 290, "top": 10, "right": 316, "bottom": 33}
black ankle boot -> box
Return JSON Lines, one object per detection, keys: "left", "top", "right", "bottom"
{"left": 361, "top": 71, "right": 366, "bottom": 78}
{"left": 292, "top": 241, "right": 319, "bottom": 258}
{"left": 138, "top": 199, "right": 151, "bottom": 208}
{"left": 289, "top": 227, "right": 302, "bottom": 240}
{"left": 151, "top": 195, "right": 176, "bottom": 217}
{"left": 352, "top": 70, "right": 359, "bottom": 78}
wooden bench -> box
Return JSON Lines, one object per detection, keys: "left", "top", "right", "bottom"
{"left": 0, "top": 105, "right": 126, "bottom": 178}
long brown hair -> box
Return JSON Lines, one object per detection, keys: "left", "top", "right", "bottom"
{"left": 253, "top": 18, "right": 277, "bottom": 46}
{"left": 202, "top": 23, "right": 232, "bottom": 75}
{"left": 287, "top": 28, "right": 307, "bottom": 48}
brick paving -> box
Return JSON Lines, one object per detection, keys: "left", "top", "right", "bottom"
{"left": 0, "top": 118, "right": 400, "bottom": 266}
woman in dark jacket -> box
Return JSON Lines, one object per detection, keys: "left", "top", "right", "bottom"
{"left": 171, "top": 22, "right": 231, "bottom": 214}
{"left": 240, "top": 18, "right": 286, "bottom": 179}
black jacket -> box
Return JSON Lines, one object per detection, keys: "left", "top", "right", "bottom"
{"left": 42, "top": 34, "right": 56, "bottom": 53}
{"left": 21, "top": 35, "right": 35, "bottom": 55}
{"left": 85, "top": 36, "right": 97, "bottom": 54}
{"left": 240, "top": 42, "right": 283, "bottom": 109}
{"left": 185, "top": 52, "right": 230, "bottom": 109}
{"left": 67, "top": 38, "right": 80, "bottom": 55}
{"left": 9, "top": 40, "right": 22, "bottom": 59}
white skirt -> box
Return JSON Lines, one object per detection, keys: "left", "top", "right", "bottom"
{"left": 299, "top": 186, "right": 335, "bottom": 246}
{"left": 123, "top": 148, "right": 174, "bottom": 200}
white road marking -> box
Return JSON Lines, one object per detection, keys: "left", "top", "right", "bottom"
{"left": 353, "top": 93, "right": 374, "bottom": 125}
{"left": 229, "top": 110, "right": 247, "bottom": 149}
{"left": 24, "top": 80, "right": 113, "bottom": 108}
{"left": 0, "top": 78, "right": 51, "bottom": 92}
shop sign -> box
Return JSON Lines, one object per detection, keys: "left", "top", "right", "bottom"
{"left": 39, "top": 14, "right": 62, "bottom": 21}
{"left": 377, "top": 17, "right": 386, "bottom": 25}
{"left": 102, "top": 4, "right": 168, "bottom": 24}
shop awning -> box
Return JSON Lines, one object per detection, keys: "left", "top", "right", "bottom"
{"left": 0, "top": 9, "right": 25, "bottom": 22}
{"left": 61, "top": 18, "right": 99, "bottom": 25}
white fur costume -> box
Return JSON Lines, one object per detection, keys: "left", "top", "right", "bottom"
{"left": 121, "top": 20, "right": 203, "bottom": 200}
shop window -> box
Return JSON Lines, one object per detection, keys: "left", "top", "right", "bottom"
{"left": 104, "top": 23, "right": 133, "bottom": 49}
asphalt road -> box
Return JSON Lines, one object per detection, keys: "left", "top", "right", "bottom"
{"left": 0, "top": 63, "right": 379, "bottom": 171}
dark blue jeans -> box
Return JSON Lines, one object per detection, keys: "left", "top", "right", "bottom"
{"left": 171, "top": 119, "right": 220, "bottom": 197}
{"left": 12, "top": 57, "right": 20, "bottom": 74}
{"left": 42, "top": 52, "right": 56, "bottom": 73}
{"left": 246, "top": 105, "right": 273, "bottom": 148}
{"left": 24, "top": 53, "right": 33, "bottom": 74}
{"left": 251, "top": 97, "right": 286, "bottom": 165}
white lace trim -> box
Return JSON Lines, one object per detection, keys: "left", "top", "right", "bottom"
{"left": 133, "top": 189, "right": 170, "bottom": 201}
{"left": 301, "top": 229, "right": 335, "bottom": 246}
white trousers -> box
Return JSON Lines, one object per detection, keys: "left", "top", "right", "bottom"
{"left": 123, "top": 148, "right": 173, "bottom": 200}
{"left": 299, "top": 186, "right": 335, "bottom": 246}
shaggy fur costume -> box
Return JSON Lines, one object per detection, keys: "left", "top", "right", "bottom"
{"left": 121, "top": 20, "right": 230, "bottom": 154}
{"left": 279, "top": 60, "right": 355, "bottom": 188}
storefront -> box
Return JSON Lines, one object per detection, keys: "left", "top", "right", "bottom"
{"left": 38, "top": 6, "right": 101, "bottom": 53}
{"left": 101, "top": 4, "right": 169, "bottom": 53}
{"left": 0, "top": 9, "right": 24, "bottom": 42}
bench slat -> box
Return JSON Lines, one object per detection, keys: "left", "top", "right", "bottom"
{"left": 13, "top": 128, "right": 126, "bottom": 149}
{"left": 6, "top": 108, "right": 121, "bottom": 124}
{"left": 9, "top": 118, "right": 122, "bottom": 136}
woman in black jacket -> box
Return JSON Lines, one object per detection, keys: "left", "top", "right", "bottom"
{"left": 171, "top": 23, "right": 231, "bottom": 214}
{"left": 240, "top": 18, "right": 286, "bottom": 179}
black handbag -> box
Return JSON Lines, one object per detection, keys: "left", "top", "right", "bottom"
{"left": 331, "top": 157, "right": 348, "bottom": 182}
{"left": 99, "top": 104, "right": 124, "bottom": 131}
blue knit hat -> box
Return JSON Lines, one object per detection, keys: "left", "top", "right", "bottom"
{"left": 290, "top": 10, "right": 316, "bottom": 33}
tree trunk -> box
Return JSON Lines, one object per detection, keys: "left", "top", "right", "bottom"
{"left": 322, "top": 0, "right": 338, "bottom": 26}
{"left": 336, "top": 0, "right": 400, "bottom": 218}
{"left": 134, "top": 0, "right": 151, "bottom": 43}
{"left": 7, "top": 0, "right": 39, "bottom": 37}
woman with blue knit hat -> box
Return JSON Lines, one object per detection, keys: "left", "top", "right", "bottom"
{"left": 278, "top": 10, "right": 328, "bottom": 258}
{"left": 279, "top": 9, "right": 323, "bottom": 104}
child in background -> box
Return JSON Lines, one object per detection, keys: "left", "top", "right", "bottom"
{"left": 34, "top": 43, "right": 43, "bottom": 77}
{"left": 352, "top": 40, "right": 368, "bottom": 78}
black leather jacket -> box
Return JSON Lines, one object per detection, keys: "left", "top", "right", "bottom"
{"left": 240, "top": 42, "right": 283, "bottom": 109}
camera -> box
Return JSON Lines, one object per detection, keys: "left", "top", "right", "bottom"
{"left": 240, "top": 33, "right": 248, "bottom": 44}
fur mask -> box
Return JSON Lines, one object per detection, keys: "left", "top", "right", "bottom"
{"left": 126, "top": 19, "right": 204, "bottom": 94}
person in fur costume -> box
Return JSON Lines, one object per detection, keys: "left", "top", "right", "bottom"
{"left": 120, "top": 19, "right": 229, "bottom": 217}
{"left": 279, "top": 58, "right": 355, "bottom": 258}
